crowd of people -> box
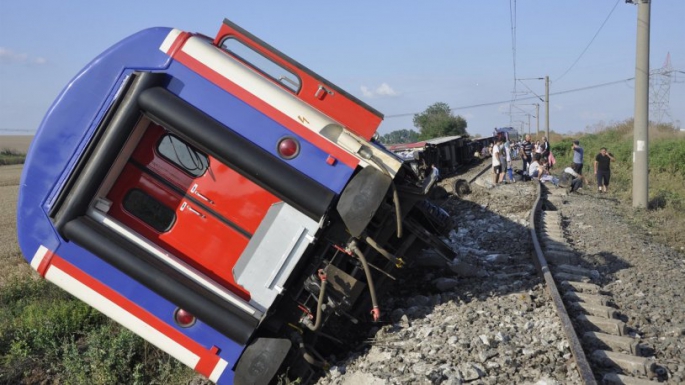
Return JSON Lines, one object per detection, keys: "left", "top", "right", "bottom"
{"left": 486, "top": 135, "right": 615, "bottom": 194}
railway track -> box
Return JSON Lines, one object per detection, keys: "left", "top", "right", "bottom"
{"left": 532, "top": 183, "right": 663, "bottom": 385}
{"left": 316, "top": 162, "right": 681, "bottom": 384}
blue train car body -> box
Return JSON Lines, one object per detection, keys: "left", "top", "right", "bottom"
{"left": 17, "top": 19, "right": 454, "bottom": 384}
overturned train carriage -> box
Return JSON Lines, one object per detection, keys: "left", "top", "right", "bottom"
{"left": 388, "top": 135, "right": 486, "bottom": 183}
{"left": 16, "top": 19, "right": 455, "bottom": 384}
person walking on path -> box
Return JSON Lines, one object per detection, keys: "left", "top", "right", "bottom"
{"left": 521, "top": 134, "right": 533, "bottom": 173}
{"left": 492, "top": 138, "right": 502, "bottom": 185}
{"left": 572, "top": 140, "right": 584, "bottom": 174}
{"left": 594, "top": 147, "right": 615, "bottom": 193}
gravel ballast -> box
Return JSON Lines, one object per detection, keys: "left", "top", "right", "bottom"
{"left": 315, "top": 164, "right": 685, "bottom": 384}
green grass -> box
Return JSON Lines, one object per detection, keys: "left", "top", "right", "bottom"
{"left": 0, "top": 149, "right": 25, "bottom": 165}
{"left": 551, "top": 120, "right": 685, "bottom": 251}
{"left": 0, "top": 278, "right": 200, "bottom": 384}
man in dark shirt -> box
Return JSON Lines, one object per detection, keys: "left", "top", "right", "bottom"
{"left": 521, "top": 134, "right": 533, "bottom": 173}
{"left": 540, "top": 136, "right": 550, "bottom": 158}
{"left": 594, "top": 147, "right": 615, "bottom": 193}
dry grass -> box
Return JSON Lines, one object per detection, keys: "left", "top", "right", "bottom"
{"left": 575, "top": 121, "right": 685, "bottom": 253}
{"left": 0, "top": 164, "right": 23, "bottom": 186}
{"left": 624, "top": 171, "right": 685, "bottom": 252}
{"left": 0, "top": 135, "right": 34, "bottom": 153}
{"left": 0, "top": 165, "right": 33, "bottom": 288}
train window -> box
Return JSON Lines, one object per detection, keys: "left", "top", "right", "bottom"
{"left": 122, "top": 189, "right": 176, "bottom": 232}
{"left": 157, "top": 134, "right": 209, "bottom": 177}
{"left": 220, "top": 37, "right": 301, "bottom": 93}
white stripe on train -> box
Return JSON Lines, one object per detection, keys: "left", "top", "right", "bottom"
{"left": 159, "top": 29, "right": 403, "bottom": 176}
{"left": 30, "top": 245, "right": 228, "bottom": 383}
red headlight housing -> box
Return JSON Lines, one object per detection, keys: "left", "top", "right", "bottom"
{"left": 277, "top": 137, "right": 300, "bottom": 159}
{"left": 174, "top": 308, "right": 196, "bottom": 328}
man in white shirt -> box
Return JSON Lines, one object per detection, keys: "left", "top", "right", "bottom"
{"left": 560, "top": 164, "right": 587, "bottom": 192}
{"left": 503, "top": 141, "right": 513, "bottom": 183}
{"left": 492, "top": 138, "right": 502, "bottom": 185}
{"left": 422, "top": 164, "right": 440, "bottom": 194}
{"left": 528, "top": 153, "right": 541, "bottom": 179}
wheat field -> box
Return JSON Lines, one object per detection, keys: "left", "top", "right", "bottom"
{"left": 0, "top": 135, "right": 34, "bottom": 153}
{"left": 0, "top": 165, "right": 33, "bottom": 287}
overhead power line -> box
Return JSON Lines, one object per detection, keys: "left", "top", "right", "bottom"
{"left": 508, "top": 0, "right": 518, "bottom": 123}
{"left": 384, "top": 76, "right": 637, "bottom": 119}
{"left": 554, "top": 0, "right": 621, "bottom": 83}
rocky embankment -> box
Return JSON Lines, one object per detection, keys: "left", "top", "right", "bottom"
{"left": 316, "top": 168, "right": 582, "bottom": 385}
{"left": 316, "top": 165, "right": 685, "bottom": 384}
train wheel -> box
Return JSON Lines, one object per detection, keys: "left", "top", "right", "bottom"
{"left": 234, "top": 338, "right": 292, "bottom": 385}
{"left": 453, "top": 179, "right": 471, "bottom": 198}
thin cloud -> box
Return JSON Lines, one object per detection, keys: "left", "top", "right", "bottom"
{"left": 360, "top": 83, "right": 399, "bottom": 98}
{"left": 376, "top": 83, "right": 398, "bottom": 96}
{"left": 361, "top": 86, "right": 374, "bottom": 98}
{"left": 0, "top": 47, "right": 47, "bottom": 65}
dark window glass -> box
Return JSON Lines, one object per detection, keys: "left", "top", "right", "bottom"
{"left": 123, "top": 189, "right": 176, "bottom": 232}
{"left": 157, "top": 134, "right": 209, "bottom": 177}
{"left": 220, "top": 37, "right": 301, "bottom": 93}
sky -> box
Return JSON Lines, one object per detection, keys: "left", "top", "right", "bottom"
{"left": 0, "top": 1, "right": 683, "bottom": 139}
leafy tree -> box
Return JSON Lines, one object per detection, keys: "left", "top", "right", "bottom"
{"left": 413, "top": 102, "right": 468, "bottom": 140}
{"left": 379, "top": 129, "right": 420, "bottom": 144}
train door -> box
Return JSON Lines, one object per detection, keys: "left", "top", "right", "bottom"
{"left": 105, "top": 123, "right": 282, "bottom": 299}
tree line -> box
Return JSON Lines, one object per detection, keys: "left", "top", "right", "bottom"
{"left": 379, "top": 102, "right": 468, "bottom": 144}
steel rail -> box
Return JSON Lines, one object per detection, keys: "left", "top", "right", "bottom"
{"left": 528, "top": 181, "right": 597, "bottom": 385}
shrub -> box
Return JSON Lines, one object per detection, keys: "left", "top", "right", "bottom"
{"left": 0, "top": 148, "right": 25, "bottom": 165}
{"left": 60, "top": 324, "right": 198, "bottom": 385}
{"left": 1, "top": 278, "right": 103, "bottom": 361}
{"left": 0, "top": 277, "right": 200, "bottom": 384}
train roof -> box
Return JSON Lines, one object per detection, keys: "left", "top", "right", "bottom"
{"left": 494, "top": 127, "right": 517, "bottom": 134}
{"left": 425, "top": 135, "right": 465, "bottom": 145}
{"left": 386, "top": 135, "right": 466, "bottom": 151}
{"left": 385, "top": 141, "right": 427, "bottom": 151}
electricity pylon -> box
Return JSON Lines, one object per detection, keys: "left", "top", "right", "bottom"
{"left": 649, "top": 53, "right": 674, "bottom": 126}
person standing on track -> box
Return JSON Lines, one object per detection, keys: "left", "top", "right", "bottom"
{"left": 594, "top": 147, "right": 615, "bottom": 193}
{"left": 572, "top": 140, "right": 584, "bottom": 174}
{"left": 521, "top": 134, "right": 533, "bottom": 174}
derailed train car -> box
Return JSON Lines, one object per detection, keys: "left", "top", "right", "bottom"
{"left": 387, "top": 135, "right": 492, "bottom": 182}
{"left": 16, "top": 19, "right": 455, "bottom": 384}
